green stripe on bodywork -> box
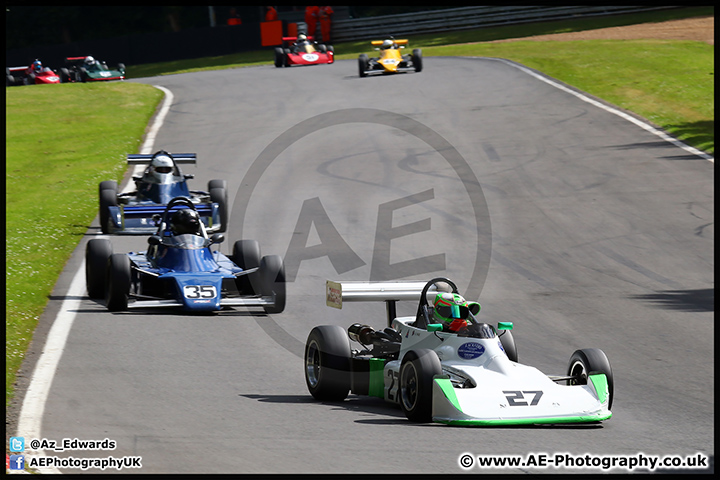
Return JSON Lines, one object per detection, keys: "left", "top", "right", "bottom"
{"left": 437, "top": 412, "right": 612, "bottom": 426}
{"left": 589, "top": 373, "right": 609, "bottom": 404}
{"left": 433, "top": 376, "right": 612, "bottom": 426}
{"left": 435, "top": 377, "right": 462, "bottom": 411}
{"left": 368, "top": 358, "right": 385, "bottom": 398}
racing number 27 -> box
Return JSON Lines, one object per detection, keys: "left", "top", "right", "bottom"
{"left": 503, "top": 390, "right": 543, "bottom": 406}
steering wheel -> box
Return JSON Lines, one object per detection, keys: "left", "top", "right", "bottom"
{"left": 414, "top": 277, "right": 458, "bottom": 329}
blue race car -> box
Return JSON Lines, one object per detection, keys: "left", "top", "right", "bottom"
{"left": 86, "top": 197, "right": 285, "bottom": 313}
{"left": 99, "top": 150, "right": 227, "bottom": 235}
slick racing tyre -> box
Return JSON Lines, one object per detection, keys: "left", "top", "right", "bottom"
{"left": 86, "top": 238, "right": 113, "bottom": 299}
{"left": 305, "top": 325, "right": 351, "bottom": 401}
{"left": 412, "top": 48, "right": 423, "bottom": 72}
{"left": 209, "top": 179, "right": 228, "bottom": 233}
{"left": 274, "top": 47, "right": 285, "bottom": 67}
{"left": 106, "top": 254, "right": 131, "bottom": 312}
{"left": 567, "top": 348, "right": 614, "bottom": 409}
{"left": 499, "top": 329, "right": 518, "bottom": 363}
{"left": 99, "top": 181, "right": 118, "bottom": 234}
{"left": 260, "top": 255, "right": 286, "bottom": 314}
{"left": 232, "top": 240, "right": 261, "bottom": 295}
{"left": 400, "top": 349, "right": 442, "bottom": 422}
{"left": 358, "top": 54, "right": 368, "bottom": 77}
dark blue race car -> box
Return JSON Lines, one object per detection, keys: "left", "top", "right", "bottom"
{"left": 99, "top": 150, "right": 227, "bottom": 235}
{"left": 86, "top": 197, "right": 285, "bottom": 314}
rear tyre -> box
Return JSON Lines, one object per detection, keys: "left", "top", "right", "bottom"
{"left": 260, "top": 255, "right": 286, "bottom": 314}
{"left": 232, "top": 240, "right": 261, "bottom": 295}
{"left": 304, "top": 325, "right": 351, "bottom": 401}
{"left": 567, "top": 348, "right": 614, "bottom": 409}
{"left": 86, "top": 238, "right": 113, "bottom": 299}
{"left": 60, "top": 67, "right": 71, "bottom": 83}
{"left": 399, "top": 349, "right": 442, "bottom": 422}
{"left": 106, "top": 254, "right": 131, "bottom": 311}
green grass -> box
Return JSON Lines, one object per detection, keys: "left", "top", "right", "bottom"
{"left": 5, "top": 6, "right": 714, "bottom": 407}
{"left": 6, "top": 82, "right": 163, "bottom": 402}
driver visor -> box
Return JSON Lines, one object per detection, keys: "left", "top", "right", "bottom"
{"left": 436, "top": 304, "right": 468, "bottom": 319}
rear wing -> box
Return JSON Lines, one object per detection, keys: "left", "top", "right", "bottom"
{"left": 371, "top": 39, "right": 408, "bottom": 46}
{"left": 326, "top": 280, "right": 438, "bottom": 327}
{"left": 119, "top": 203, "right": 213, "bottom": 218}
{"left": 65, "top": 56, "right": 89, "bottom": 66}
{"left": 7, "top": 66, "right": 28, "bottom": 73}
{"left": 127, "top": 153, "right": 197, "bottom": 165}
{"left": 282, "top": 35, "right": 315, "bottom": 42}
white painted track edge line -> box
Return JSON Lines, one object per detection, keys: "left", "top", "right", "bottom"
{"left": 15, "top": 85, "right": 173, "bottom": 473}
{"left": 489, "top": 58, "right": 714, "bottom": 163}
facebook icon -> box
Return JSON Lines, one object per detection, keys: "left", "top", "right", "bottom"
{"left": 9, "top": 455, "right": 25, "bottom": 471}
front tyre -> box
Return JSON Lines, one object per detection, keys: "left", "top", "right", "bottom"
{"left": 260, "top": 255, "right": 286, "bottom": 314}
{"left": 412, "top": 49, "right": 423, "bottom": 72}
{"left": 99, "top": 182, "right": 118, "bottom": 234}
{"left": 274, "top": 47, "right": 285, "bottom": 68}
{"left": 209, "top": 187, "right": 228, "bottom": 233}
{"left": 499, "top": 329, "right": 518, "bottom": 362}
{"left": 232, "top": 240, "right": 261, "bottom": 295}
{"left": 358, "top": 54, "right": 368, "bottom": 77}
{"left": 567, "top": 348, "right": 614, "bottom": 409}
{"left": 305, "top": 325, "right": 351, "bottom": 401}
{"left": 399, "top": 349, "right": 442, "bottom": 422}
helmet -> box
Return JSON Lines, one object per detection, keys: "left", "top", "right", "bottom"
{"left": 84, "top": 56, "right": 95, "bottom": 65}
{"left": 432, "top": 292, "right": 481, "bottom": 326}
{"left": 381, "top": 39, "right": 393, "bottom": 49}
{"left": 170, "top": 208, "right": 201, "bottom": 235}
{"left": 297, "top": 33, "right": 307, "bottom": 42}
{"left": 148, "top": 153, "right": 174, "bottom": 183}
{"left": 32, "top": 60, "right": 42, "bottom": 72}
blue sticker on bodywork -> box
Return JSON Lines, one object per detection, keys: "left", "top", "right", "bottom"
{"left": 458, "top": 342, "right": 485, "bottom": 359}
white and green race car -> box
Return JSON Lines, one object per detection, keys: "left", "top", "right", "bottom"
{"left": 304, "top": 277, "right": 613, "bottom": 426}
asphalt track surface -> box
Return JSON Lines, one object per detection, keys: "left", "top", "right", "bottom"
{"left": 19, "top": 57, "right": 713, "bottom": 474}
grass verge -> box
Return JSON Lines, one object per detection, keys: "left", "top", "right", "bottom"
{"left": 6, "top": 82, "right": 163, "bottom": 403}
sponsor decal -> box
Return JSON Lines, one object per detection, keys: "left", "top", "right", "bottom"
{"left": 458, "top": 342, "right": 485, "bottom": 359}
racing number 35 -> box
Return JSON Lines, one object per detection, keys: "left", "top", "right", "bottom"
{"left": 183, "top": 285, "right": 217, "bottom": 299}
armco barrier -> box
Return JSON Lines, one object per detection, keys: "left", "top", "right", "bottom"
{"left": 6, "top": 6, "right": 679, "bottom": 68}
{"left": 330, "top": 5, "right": 679, "bottom": 42}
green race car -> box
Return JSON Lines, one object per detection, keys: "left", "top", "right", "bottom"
{"left": 60, "top": 55, "right": 125, "bottom": 82}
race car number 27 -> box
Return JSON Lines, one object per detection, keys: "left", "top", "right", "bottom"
{"left": 503, "top": 390, "right": 543, "bottom": 406}
{"left": 183, "top": 285, "right": 217, "bottom": 299}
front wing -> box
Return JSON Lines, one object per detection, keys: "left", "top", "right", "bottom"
{"left": 432, "top": 367, "right": 611, "bottom": 426}
{"left": 128, "top": 268, "right": 278, "bottom": 312}
{"left": 286, "top": 52, "right": 334, "bottom": 66}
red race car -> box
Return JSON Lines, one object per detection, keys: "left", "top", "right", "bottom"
{"left": 274, "top": 34, "right": 334, "bottom": 67}
{"left": 6, "top": 60, "right": 61, "bottom": 86}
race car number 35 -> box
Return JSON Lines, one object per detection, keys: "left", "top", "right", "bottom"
{"left": 183, "top": 285, "right": 217, "bottom": 299}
